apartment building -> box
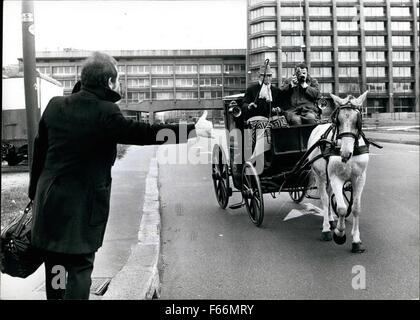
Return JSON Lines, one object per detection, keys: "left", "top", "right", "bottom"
{"left": 247, "top": 0, "right": 420, "bottom": 114}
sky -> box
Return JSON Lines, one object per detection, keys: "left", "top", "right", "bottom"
{"left": 2, "top": 0, "right": 247, "bottom": 66}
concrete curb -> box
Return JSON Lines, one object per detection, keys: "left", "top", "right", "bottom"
{"left": 103, "top": 158, "right": 161, "bottom": 300}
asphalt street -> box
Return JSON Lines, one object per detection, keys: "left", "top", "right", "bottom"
{"left": 158, "top": 132, "right": 419, "bottom": 300}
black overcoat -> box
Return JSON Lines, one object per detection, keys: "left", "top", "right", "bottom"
{"left": 29, "top": 84, "right": 194, "bottom": 254}
{"left": 241, "top": 83, "right": 284, "bottom": 120}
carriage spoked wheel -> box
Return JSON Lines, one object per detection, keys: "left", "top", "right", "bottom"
{"left": 331, "top": 180, "right": 354, "bottom": 218}
{"left": 211, "top": 144, "right": 230, "bottom": 209}
{"left": 241, "top": 162, "right": 264, "bottom": 227}
{"left": 288, "top": 169, "right": 310, "bottom": 203}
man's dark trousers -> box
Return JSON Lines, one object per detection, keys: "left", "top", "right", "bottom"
{"left": 41, "top": 250, "right": 95, "bottom": 300}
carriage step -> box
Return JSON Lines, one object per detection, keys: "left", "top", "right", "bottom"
{"left": 229, "top": 202, "right": 244, "bottom": 210}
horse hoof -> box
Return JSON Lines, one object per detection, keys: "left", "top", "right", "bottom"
{"left": 333, "top": 232, "right": 346, "bottom": 245}
{"left": 351, "top": 242, "right": 366, "bottom": 253}
{"left": 321, "top": 231, "right": 332, "bottom": 241}
{"left": 329, "top": 221, "right": 336, "bottom": 230}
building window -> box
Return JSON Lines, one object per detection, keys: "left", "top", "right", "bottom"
{"left": 175, "top": 65, "right": 197, "bottom": 74}
{"left": 339, "top": 83, "right": 360, "bottom": 94}
{"left": 393, "top": 67, "right": 411, "bottom": 77}
{"left": 200, "top": 91, "right": 222, "bottom": 99}
{"left": 224, "top": 77, "right": 246, "bottom": 86}
{"left": 338, "top": 51, "right": 359, "bottom": 62}
{"left": 310, "top": 21, "right": 331, "bottom": 31}
{"left": 392, "top": 51, "right": 411, "bottom": 61}
{"left": 127, "top": 78, "right": 150, "bottom": 88}
{"left": 309, "top": 7, "right": 331, "bottom": 16}
{"left": 280, "top": 36, "right": 304, "bottom": 47}
{"left": 336, "top": 7, "right": 358, "bottom": 17}
{"left": 366, "top": 51, "right": 386, "bottom": 62}
{"left": 280, "top": 21, "right": 304, "bottom": 31}
{"left": 310, "top": 36, "right": 331, "bottom": 46}
{"left": 127, "top": 92, "right": 150, "bottom": 102}
{"left": 337, "top": 21, "right": 358, "bottom": 31}
{"left": 200, "top": 77, "right": 222, "bottom": 87}
{"left": 251, "top": 36, "right": 277, "bottom": 49}
{"left": 338, "top": 36, "right": 358, "bottom": 46}
{"left": 310, "top": 67, "right": 333, "bottom": 78}
{"left": 310, "top": 51, "right": 332, "bottom": 62}
{"left": 391, "top": 36, "right": 411, "bottom": 46}
{"left": 390, "top": 7, "right": 411, "bottom": 16}
{"left": 176, "top": 91, "right": 198, "bottom": 100}
{"left": 175, "top": 78, "right": 197, "bottom": 87}
{"left": 365, "top": 36, "right": 385, "bottom": 46}
{"left": 151, "top": 65, "right": 173, "bottom": 75}
{"left": 364, "top": 21, "right": 385, "bottom": 31}
{"left": 117, "top": 65, "right": 125, "bottom": 74}
{"left": 61, "top": 80, "right": 75, "bottom": 89}
{"left": 52, "top": 66, "right": 76, "bottom": 75}
{"left": 250, "top": 21, "right": 276, "bottom": 34}
{"left": 319, "top": 83, "right": 333, "bottom": 93}
{"left": 391, "top": 21, "right": 412, "bottom": 31}
{"left": 152, "top": 92, "right": 174, "bottom": 100}
{"left": 339, "top": 67, "right": 359, "bottom": 77}
{"left": 199, "top": 65, "right": 222, "bottom": 74}
{"left": 282, "top": 51, "right": 305, "bottom": 62}
{"left": 151, "top": 78, "right": 174, "bottom": 87}
{"left": 250, "top": 7, "right": 276, "bottom": 20}
{"left": 367, "top": 82, "right": 386, "bottom": 93}
{"left": 224, "top": 64, "right": 245, "bottom": 73}
{"left": 364, "top": 7, "right": 384, "bottom": 16}
{"left": 393, "top": 82, "right": 413, "bottom": 93}
{"left": 37, "top": 66, "right": 50, "bottom": 75}
{"left": 280, "top": 6, "right": 303, "bottom": 16}
{"left": 366, "top": 67, "right": 386, "bottom": 77}
{"left": 127, "top": 65, "right": 149, "bottom": 75}
{"left": 250, "top": 52, "right": 277, "bottom": 65}
{"left": 281, "top": 67, "right": 295, "bottom": 78}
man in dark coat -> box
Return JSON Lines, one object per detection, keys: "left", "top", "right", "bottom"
{"left": 241, "top": 64, "right": 283, "bottom": 120}
{"left": 280, "top": 63, "right": 321, "bottom": 125}
{"left": 28, "top": 52, "right": 209, "bottom": 299}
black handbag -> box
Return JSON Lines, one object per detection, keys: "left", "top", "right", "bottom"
{"left": 0, "top": 201, "right": 43, "bottom": 278}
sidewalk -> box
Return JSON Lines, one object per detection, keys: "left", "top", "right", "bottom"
{"left": 0, "top": 145, "right": 157, "bottom": 300}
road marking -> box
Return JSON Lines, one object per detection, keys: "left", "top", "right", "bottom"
{"left": 409, "top": 150, "right": 419, "bottom": 153}
{"left": 283, "top": 203, "right": 324, "bottom": 221}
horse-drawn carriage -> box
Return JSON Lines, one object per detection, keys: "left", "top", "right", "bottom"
{"left": 211, "top": 87, "right": 381, "bottom": 253}
{"left": 211, "top": 93, "right": 323, "bottom": 226}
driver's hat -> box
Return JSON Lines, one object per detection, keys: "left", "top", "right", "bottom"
{"left": 259, "top": 63, "right": 272, "bottom": 75}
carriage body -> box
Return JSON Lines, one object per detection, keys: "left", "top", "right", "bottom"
{"left": 212, "top": 93, "right": 319, "bottom": 226}
{"left": 220, "top": 94, "right": 316, "bottom": 193}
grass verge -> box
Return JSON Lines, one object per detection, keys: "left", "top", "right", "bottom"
{"left": 1, "top": 185, "right": 29, "bottom": 230}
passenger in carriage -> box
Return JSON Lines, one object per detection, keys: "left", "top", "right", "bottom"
{"left": 280, "top": 63, "right": 321, "bottom": 125}
{"left": 240, "top": 63, "right": 284, "bottom": 167}
{"left": 241, "top": 63, "right": 283, "bottom": 120}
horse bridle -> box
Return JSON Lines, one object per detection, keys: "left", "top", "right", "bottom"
{"left": 330, "top": 103, "right": 363, "bottom": 144}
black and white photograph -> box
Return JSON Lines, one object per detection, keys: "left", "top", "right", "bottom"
{"left": 1, "top": 0, "right": 419, "bottom": 307}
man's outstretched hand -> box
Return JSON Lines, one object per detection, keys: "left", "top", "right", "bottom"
{"left": 195, "top": 111, "right": 214, "bottom": 138}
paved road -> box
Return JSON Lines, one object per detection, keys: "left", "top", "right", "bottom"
{"left": 158, "top": 132, "right": 419, "bottom": 300}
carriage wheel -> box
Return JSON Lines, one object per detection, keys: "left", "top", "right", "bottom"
{"left": 288, "top": 169, "right": 311, "bottom": 203}
{"left": 331, "top": 180, "right": 354, "bottom": 218}
{"left": 289, "top": 188, "right": 306, "bottom": 203}
{"left": 211, "top": 144, "right": 230, "bottom": 209}
{"left": 241, "top": 162, "right": 264, "bottom": 227}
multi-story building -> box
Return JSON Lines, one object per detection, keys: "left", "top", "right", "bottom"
{"left": 247, "top": 0, "right": 420, "bottom": 114}
{"left": 32, "top": 49, "right": 246, "bottom": 123}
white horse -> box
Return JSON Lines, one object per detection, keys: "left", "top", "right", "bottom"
{"left": 307, "top": 91, "right": 370, "bottom": 253}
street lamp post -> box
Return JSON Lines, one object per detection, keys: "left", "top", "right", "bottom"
{"left": 21, "top": 0, "right": 39, "bottom": 169}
